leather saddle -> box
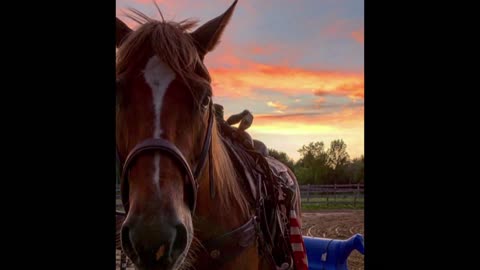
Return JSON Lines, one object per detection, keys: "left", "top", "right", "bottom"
{"left": 217, "top": 121, "right": 297, "bottom": 268}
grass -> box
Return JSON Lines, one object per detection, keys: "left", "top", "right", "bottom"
{"left": 300, "top": 196, "right": 364, "bottom": 210}
{"left": 302, "top": 197, "right": 364, "bottom": 203}
{"left": 117, "top": 198, "right": 364, "bottom": 211}
{"left": 301, "top": 203, "right": 364, "bottom": 211}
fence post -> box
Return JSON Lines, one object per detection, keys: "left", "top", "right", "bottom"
{"left": 306, "top": 184, "right": 310, "bottom": 203}
{"left": 334, "top": 183, "right": 337, "bottom": 204}
{"left": 354, "top": 183, "right": 359, "bottom": 207}
{"left": 326, "top": 187, "right": 329, "bottom": 207}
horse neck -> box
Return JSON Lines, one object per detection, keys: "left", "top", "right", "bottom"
{"left": 189, "top": 122, "right": 270, "bottom": 270}
{"left": 193, "top": 121, "right": 251, "bottom": 240}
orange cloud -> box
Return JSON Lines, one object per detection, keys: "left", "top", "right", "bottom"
{"left": 247, "top": 45, "right": 279, "bottom": 55}
{"left": 247, "top": 106, "right": 364, "bottom": 160}
{"left": 209, "top": 61, "right": 364, "bottom": 100}
{"left": 314, "top": 97, "right": 326, "bottom": 104}
{"left": 314, "top": 81, "right": 364, "bottom": 100}
{"left": 250, "top": 106, "right": 364, "bottom": 135}
{"left": 267, "top": 101, "right": 288, "bottom": 111}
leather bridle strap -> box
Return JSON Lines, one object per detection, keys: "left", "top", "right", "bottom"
{"left": 119, "top": 103, "right": 215, "bottom": 213}
{"left": 193, "top": 104, "right": 214, "bottom": 179}
{"left": 121, "top": 138, "right": 198, "bottom": 211}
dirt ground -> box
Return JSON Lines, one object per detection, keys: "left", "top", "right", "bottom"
{"left": 116, "top": 210, "right": 364, "bottom": 269}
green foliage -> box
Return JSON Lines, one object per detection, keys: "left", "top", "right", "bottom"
{"left": 269, "top": 140, "right": 364, "bottom": 185}
{"left": 268, "top": 148, "right": 295, "bottom": 170}
{"left": 345, "top": 155, "right": 364, "bottom": 184}
{"left": 293, "top": 166, "right": 314, "bottom": 185}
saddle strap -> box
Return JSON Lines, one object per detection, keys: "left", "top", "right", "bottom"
{"left": 200, "top": 216, "right": 258, "bottom": 268}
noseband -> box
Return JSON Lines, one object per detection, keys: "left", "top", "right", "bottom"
{"left": 117, "top": 103, "right": 215, "bottom": 213}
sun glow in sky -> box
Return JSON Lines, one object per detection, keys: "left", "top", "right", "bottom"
{"left": 117, "top": 0, "right": 364, "bottom": 161}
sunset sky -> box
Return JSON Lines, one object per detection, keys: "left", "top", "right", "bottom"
{"left": 116, "top": 0, "right": 364, "bottom": 161}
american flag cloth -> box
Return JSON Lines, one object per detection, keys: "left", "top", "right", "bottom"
{"left": 290, "top": 209, "right": 309, "bottom": 270}
{"left": 265, "top": 156, "right": 309, "bottom": 270}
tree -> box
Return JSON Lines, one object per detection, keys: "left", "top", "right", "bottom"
{"left": 294, "top": 166, "right": 314, "bottom": 185}
{"left": 298, "top": 142, "right": 324, "bottom": 159}
{"left": 296, "top": 141, "right": 330, "bottom": 184}
{"left": 327, "top": 139, "right": 350, "bottom": 170}
{"left": 268, "top": 140, "right": 359, "bottom": 185}
{"left": 345, "top": 155, "right": 364, "bottom": 184}
{"left": 327, "top": 140, "right": 350, "bottom": 184}
{"left": 268, "top": 148, "right": 295, "bottom": 170}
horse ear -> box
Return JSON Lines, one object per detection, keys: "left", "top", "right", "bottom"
{"left": 191, "top": 0, "right": 238, "bottom": 58}
{"left": 116, "top": 17, "right": 132, "bottom": 47}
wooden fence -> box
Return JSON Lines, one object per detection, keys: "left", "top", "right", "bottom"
{"left": 299, "top": 183, "right": 364, "bottom": 207}
{"left": 117, "top": 183, "right": 364, "bottom": 208}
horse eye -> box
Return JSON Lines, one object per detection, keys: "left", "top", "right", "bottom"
{"left": 201, "top": 95, "right": 211, "bottom": 110}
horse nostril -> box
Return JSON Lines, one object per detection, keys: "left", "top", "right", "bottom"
{"left": 155, "top": 244, "right": 167, "bottom": 261}
{"left": 172, "top": 224, "right": 188, "bottom": 258}
{"left": 120, "top": 221, "right": 189, "bottom": 268}
{"left": 121, "top": 225, "right": 138, "bottom": 262}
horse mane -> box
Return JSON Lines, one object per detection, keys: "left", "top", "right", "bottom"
{"left": 211, "top": 120, "right": 250, "bottom": 217}
{"left": 116, "top": 8, "right": 211, "bottom": 98}
{"left": 116, "top": 8, "right": 250, "bottom": 218}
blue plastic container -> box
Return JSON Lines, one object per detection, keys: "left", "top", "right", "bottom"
{"left": 303, "top": 234, "right": 364, "bottom": 270}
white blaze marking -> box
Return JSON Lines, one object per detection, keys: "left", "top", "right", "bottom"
{"left": 143, "top": 56, "right": 176, "bottom": 185}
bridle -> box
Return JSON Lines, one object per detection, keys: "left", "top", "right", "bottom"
{"left": 116, "top": 98, "right": 262, "bottom": 268}
{"left": 116, "top": 99, "right": 276, "bottom": 269}
{"left": 117, "top": 102, "right": 215, "bottom": 214}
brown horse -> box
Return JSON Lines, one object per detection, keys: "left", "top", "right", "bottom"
{"left": 116, "top": 1, "right": 303, "bottom": 270}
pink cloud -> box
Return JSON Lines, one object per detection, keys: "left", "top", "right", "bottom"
{"left": 323, "top": 19, "right": 350, "bottom": 36}
{"left": 351, "top": 28, "right": 364, "bottom": 44}
{"left": 321, "top": 19, "right": 364, "bottom": 45}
